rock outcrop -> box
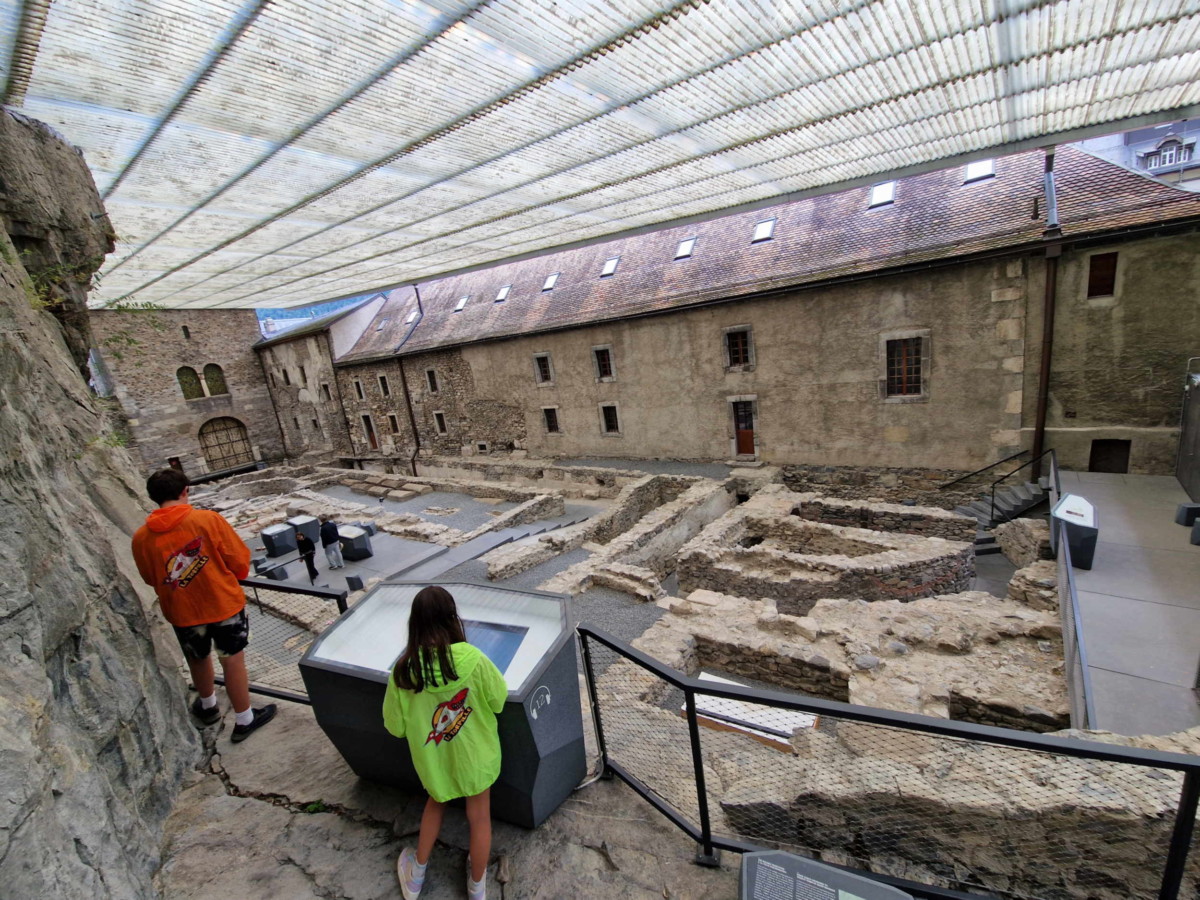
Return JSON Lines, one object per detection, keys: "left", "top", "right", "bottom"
{"left": 0, "top": 110, "right": 199, "bottom": 898}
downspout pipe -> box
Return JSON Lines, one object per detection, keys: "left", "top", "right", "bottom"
{"left": 1032, "top": 147, "right": 1062, "bottom": 480}
{"left": 398, "top": 284, "right": 423, "bottom": 477}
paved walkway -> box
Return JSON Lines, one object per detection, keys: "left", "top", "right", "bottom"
{"left": 1060, "top": 470, "right": 1200, "bottom": 736}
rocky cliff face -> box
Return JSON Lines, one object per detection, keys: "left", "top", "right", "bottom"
{"left": 0, "top": 110, "right": 199, "bottom": 898}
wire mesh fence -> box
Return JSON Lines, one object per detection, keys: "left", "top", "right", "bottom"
{"left": 580, "top": 626, "right": 1200, "bottom": 900}
{"left": 238, "top": 578, "right": 346, "bottom": 701}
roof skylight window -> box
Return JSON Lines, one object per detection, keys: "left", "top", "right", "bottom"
{"left": 542, "top": 273, "right": 559, "bottom": 292}
{"left": 376, "top": 318, "right": 389, "bottom": 332}
{"left": 869, "top": 182, "right": 895, "bottom": 207}
{"left": 600, "top": 256, "right": 620, "bottom": 277}
{"left": 964, "top": 159, "right": 995, "bottom": 182}
{"left": 454, "top": 296, "right": 469, "bottom": 312}
{"left": 752, "top": 219, "right": 776, "bottom": 243}
{"left": 495, "top": 285, "right": 511, "bottom": 302}
{"left": 405, "top": 311, "right": 418, "bottom": 324}
{"left": 675, "top": 237, "right": 697, "bottom": 259}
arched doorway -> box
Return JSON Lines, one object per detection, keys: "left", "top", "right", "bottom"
{"left": 198, "top": 417, "right": 253, "bottom": 472}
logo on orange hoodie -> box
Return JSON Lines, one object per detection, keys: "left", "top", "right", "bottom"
{"left": 163, "top": 536, "right": 209, "bottom": 588}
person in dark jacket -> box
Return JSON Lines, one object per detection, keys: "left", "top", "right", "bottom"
{"left": 295, "top": 531, "right": 320, "bottom": 584}
{"left": 320, "top": 515, "right": 344, "bottom": 568}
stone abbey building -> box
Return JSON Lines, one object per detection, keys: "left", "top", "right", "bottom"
{"left": 91, "top": 146, "right": 1200, "bottom": 487}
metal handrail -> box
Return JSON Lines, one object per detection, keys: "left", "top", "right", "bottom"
{"left": 1056, "top": 517, "right": 1097, "bottom": 728}
{"left": 578, "top": 623, "right": 1200, "bottom": 900}
{"left": 989, "top": 448, "right": 1059, "bottom": 525}
{"left": 937, "top": 449, "right": 1029, "bottom": 490}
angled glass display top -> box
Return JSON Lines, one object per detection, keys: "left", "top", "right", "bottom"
{"left": 306, "top": 582, "right": 567, "bottom": 693}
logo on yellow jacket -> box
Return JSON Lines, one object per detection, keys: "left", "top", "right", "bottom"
{"left": 426, "top": 687, "right": 473, "bottom": 746}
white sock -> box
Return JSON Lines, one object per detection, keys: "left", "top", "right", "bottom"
{"left": 199, "top": 693, "right": 217, "bottom": 710}
{"left": 234, "top": 707, "right": 254, "bottom": 727}
{"left": 468, "top": 874, "right": 484, "bottom": 891}
{"left": 413, "top": 857, "right": 427, "bottom": 876}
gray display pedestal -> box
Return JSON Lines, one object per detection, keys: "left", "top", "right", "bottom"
{"left": 740, "top": 851, "right": 912, "bottom": 899}
{"left": 261, "top": 523, "right": 297, "bottom": 558}
{"left": 288, "top": 514, "right": 320, "bottom": 544}
{"left": 299, "top": 581, "right": 586, "bottom": 829}
{"left": 338, "top": 524, "right": 374, "bottom": 561}
{"left": 1052, "top": 493, "right": 1098, "bottom": 570}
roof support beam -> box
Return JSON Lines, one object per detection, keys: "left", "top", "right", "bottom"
{"left": 1, "top": 0, "right": 50, "bottom": 109}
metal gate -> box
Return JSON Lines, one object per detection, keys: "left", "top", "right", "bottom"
{"left": 1178, "top": 359, "right": 1200, "bottom": 502}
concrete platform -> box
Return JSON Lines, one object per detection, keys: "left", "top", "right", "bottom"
{"left": 1059, "top": 470, "right": 1200, "bottom": 736}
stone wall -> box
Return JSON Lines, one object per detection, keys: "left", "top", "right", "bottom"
{"left": 258, "top": 332, "right": 353, "bottom": 461}
{"left": 416, "top": 454, "right": 645, "bottom": 499}
{"left": 791, "top": 494, "right": 977, "bottom": 542}
{"left": 677, "top": 489, "right": 975, "bottom": 616}
{"left": 1007, "top": 559, "right": 1058, "bottom": 611}
{"left": 782, "top": 463, "right": 982, "bottom": 510}
{"left": 335, "top": 358, "right": 414, "bottom": 464}
{"left": 90, "top": 308, "right": 284, "bottom": 477}
{"left": 0, "top": 110, "right": 199, "bottom": 899}
{"left": 994, "top": 517, "right": 1053, "bottom": 568}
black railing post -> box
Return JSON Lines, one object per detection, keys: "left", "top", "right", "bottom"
{"left": 1159, "top": 771, "right": 1200, "bottom": 900}
{"left": 684, "top": 687, "right": 720, "bottom": 868}
{"left": 578, "top": 633, "right": 612, "bottom": 779}
{"left": 990, "top": 483, "right": 997, "bottom": 525}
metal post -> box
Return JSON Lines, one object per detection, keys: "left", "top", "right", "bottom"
{"left": 684, "top": 687, "right": 721, "bottom": 867}
{"left": 1159, "top": 771, "right": 1200, "bottom": 899}
{"left": 578, "top": 633, "right": 612, "bottom": 779}
{"left": 990, "top": 483, "right": 997, "bottom": 525}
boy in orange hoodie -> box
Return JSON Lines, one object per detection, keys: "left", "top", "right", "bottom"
{"left": 131, "top": 468, "right": 276, "bottom": 742}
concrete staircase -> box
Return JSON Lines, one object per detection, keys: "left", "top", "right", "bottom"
{"left": 955, "top": 477, "right": 1051, "bottom": 555}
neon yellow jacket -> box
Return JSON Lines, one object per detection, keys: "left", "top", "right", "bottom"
{"left": 382, "top": 642, "right": 508, "bottom": 802}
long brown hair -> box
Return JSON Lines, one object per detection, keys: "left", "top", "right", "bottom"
{"left": 392, "top": 585, "right": 467, "bottom": 692}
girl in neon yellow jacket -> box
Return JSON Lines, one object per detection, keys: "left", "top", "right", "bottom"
{"left": 383, "top": 586, "right": 507, "bottom": 900}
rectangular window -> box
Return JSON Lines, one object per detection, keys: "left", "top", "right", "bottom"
{"left": 534, "top": 353, "right": 553, "bottom": 384}
{"left": 353, "top": 380, "right": 364, "bottom": 400}
{"left": 181, "top": 325, "right": 191, "bottom": 340}
{"left": 361, "top": 415, "right": 378, "bottom": 450}
{"left": 292, "top": 417, "right": 300, "bottom": 429}
{"left": 593, "top": 347, "right": 614, "bottom": 380}
{"left": 869, "top": 181, "right": 895, "bottom": 207}
{"left": 542, "top": 273, "right": 559, "bottom": 292}
{"left": 454, "top": 296, "right": 469, "bottom": 311}
{"left": 495, "top": 284, "right": 511, "bottom": 302}
{"left": 543, "top": 407, "right": 560, "bottom": 433}
{"left": 601, "top": 404, "right": 620, "bottom": 434}
{"left": 376, "top": 318, "right": 389, "bottom": 332}
{"left": 675, "top": 237, "right": 696, "bottom": 259}
{"left": 405, "top": 310, "right": 418, "bottom": 324}
{"left": 477, "top": 442, "right": 488, "bottom": 453}
{"left": 752, "top": 219, "right": 775, "bottom": 242}
{"left": 886, "top": 338, "right": 923, "bottom": 396}
{"left": 379, "top": 374, "right": 391, "bottom": 397}
{"left": 282, "top": 369, "right": 291, "bottom": 386}
{"left": 964, "top": 159, "right": 994, "bottom": 182}
{"left": 321, "top": 383, "right": 331, "bottom": 402}
{"left": 600, "top": 256, "right": 620, "bottom": 277}
{"left": 299, "top": 365, "right": 307, "bottom": 385}
{"left": 312, "top": 418, "right": 320, "bottom": 431}
{"left": 426, "top": 369, "right": 439, "bottom": 393}
{"left": 726, "top": 329, "right": 751, "bottom": 367}
{"left": 270, "top": 372, "right": 277, "bottom": 388}
{"left": 388, "top": 414, "right": 400, "bottom": 433}
{"left": 434, "top": 411, "right": 447, "bottom": 434}
{"left": 1087, "top": 252, "right": 1118, "bottom": 298}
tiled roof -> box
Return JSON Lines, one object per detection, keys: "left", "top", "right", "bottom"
{"left": 343, "top": 147, "right": 1200, "bottom": 360}
{"left": 335, "top": 290, "right": 421, "bottom": 364}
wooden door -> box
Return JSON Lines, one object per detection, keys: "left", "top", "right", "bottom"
{"left": 732, "top": 401, "right": 755, "bottom": 455}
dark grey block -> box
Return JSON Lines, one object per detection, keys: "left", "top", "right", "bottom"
{"left": 265, "top": 564, "right": 289, "bottom": 581}
{"left": 345, "top": 575, "right": 364, "bottom": 591}
{"left": 261, "top": 523, "right": 296, "bottom": 558}
{"left": 1176, "top": 503, "right": 1200, "bottom": 527}
{"left": 1192, "top": 520, "right": 1200, "bottom": 546}
{"left": 288, "top": 514, "right": 320, "bottom": 543}
{"left": 339, "top": 524, "right": 374, "bottom": 561}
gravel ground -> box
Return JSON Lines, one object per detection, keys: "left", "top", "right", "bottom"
{"left": 558, "top": 457, "right": 733, "bottom": 479}
{"left": 317, "top": 484, "right": 517, "bottom": 532}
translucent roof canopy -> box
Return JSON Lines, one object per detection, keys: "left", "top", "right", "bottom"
{"left": 3, "top": 0, "right": 1199, "bottom": 310}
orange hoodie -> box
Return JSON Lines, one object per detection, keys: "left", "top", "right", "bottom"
{"left": 131, "top": 505, "right": 251, "bottom": 628}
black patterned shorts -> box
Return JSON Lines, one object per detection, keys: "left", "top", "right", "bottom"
{"left": 172, "top": 609, "right": 250, "bottom": 660}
